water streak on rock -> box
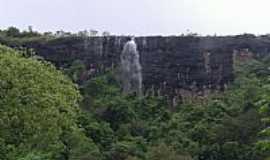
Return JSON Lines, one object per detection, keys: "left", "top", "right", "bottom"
{"left": 120, "top": 37, "right": 142, "bottom": 95}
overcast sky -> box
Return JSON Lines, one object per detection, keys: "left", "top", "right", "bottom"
{"left": 1, "top": 0, "right": 270, "bottom": 36}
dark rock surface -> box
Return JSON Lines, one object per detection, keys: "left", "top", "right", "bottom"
{"left": 3, "top": 34, "right": 270, "bottom": 97}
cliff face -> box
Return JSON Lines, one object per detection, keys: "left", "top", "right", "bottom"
{"left": 3, "top": 36, "right": 234, "bottom": 95}
{"left": 0, "top": 36, "right": 243, "bottom": 97}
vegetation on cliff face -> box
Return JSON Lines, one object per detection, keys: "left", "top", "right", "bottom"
{"left": 0, "top": 41, "right": 270, "bottom": 160}
{"left": 65, "top": 53, "right": 270, "bottom": 160}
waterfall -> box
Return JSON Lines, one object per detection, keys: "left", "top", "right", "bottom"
{"left": 120, "top": 37, "right": 142, "bottom": 95}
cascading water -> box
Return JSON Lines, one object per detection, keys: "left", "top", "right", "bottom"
{"left": 120, "top": 37, "right": 142, "bottom": 95}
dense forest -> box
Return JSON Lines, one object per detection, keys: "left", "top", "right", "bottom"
{"left": 0, "top": 27, "right": 270, "bottom": 160}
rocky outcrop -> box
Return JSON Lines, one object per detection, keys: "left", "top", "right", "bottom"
{"left": 6, "top": 35, "right": 270, "bottom": 97}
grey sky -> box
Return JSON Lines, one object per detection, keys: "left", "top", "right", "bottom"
{"left": 1, "top": 0, "right": 270, "bottom": 36}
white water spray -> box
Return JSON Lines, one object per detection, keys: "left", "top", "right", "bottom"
{"left": 120, "top": 37, "right": 142, "bottom": 95}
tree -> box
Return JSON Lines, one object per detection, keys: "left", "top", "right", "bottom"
{"left": 5, "top": 26, "right": 20, "bottom": 37}
{"left": 90, "top": 30, "right": 99, "bottom": 36}
{"left": 28, "top": 25, "right": 33, "bottom": 33}
{"left": 145, "top": 143, "right": 192, "bottom": 160}
{"left": 102, "top": 31, "right": 110, "bottom": 37}
{"left": 257, "top": 75, "right": 270, "bottom": 156}
{"left": 0, "top": 45, "right": 100, "bottom": 159}
{"left": 78, "top": 30, "right": 89, "bottom": 37}
{"left": 64, "top": 59, "right": 87, "bottom": 83}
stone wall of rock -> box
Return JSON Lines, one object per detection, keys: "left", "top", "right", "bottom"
{"left": 0, "top": 36, "right": 240, "bottom": 97}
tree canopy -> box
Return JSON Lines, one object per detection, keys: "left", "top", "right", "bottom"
{"left": 0, "top": 45, "right": 100, "bottom": 160}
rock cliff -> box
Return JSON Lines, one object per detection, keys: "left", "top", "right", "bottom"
{"left": 5, "top": 34, "right": 270, "bottom": 98}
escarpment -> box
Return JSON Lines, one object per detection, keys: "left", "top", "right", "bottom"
{"left": 2, "top": 34, "right": 270, "bottom": 98}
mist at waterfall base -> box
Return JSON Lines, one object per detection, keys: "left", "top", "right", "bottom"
{"left": 119, "top": 38, "right": 142, "bottom": 96}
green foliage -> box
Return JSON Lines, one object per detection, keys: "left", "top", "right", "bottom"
{"left": 145, "top": 143, "right": 192, "bottom": 160}
{"left": 5, "top": 27, "right": 20, "bottom": 37}
{"left": 64, "top": 60, "right": 87, "bottom": 83}
{"left": 72, "top": 58, "right": 269, "bottom": 160}
{"left": 1, "top": 41, "right": 270, "bottom": 160}
{"left": 0, "top": 45, "right": 100, "bottom": 160}
{"left": 1, "top": 26, "right": 41, "bottom": 38}
{"left": 77, "top": 72, "right": 176, "bottom": 159}
{"left": 17, "top": 152, "right": 51, "bottom": 160}
{"left": 78, "top": 112, "right": 115, "bottom": 150}
{"left": 61, "top": 128, "right": 101, "bottom": 160}
{"left": 254, "top": 57, "right": 270, "bottom": 156}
